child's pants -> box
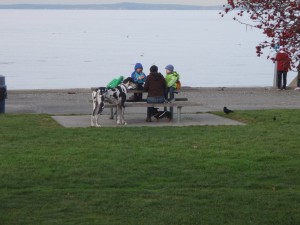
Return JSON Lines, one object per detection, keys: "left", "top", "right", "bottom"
{"left": 165, "top": 87, "right": 175, "bottom": 101}
{"left": 146, "top": 96, "right": 165, "bottom": 119}
{"left": 134, "top": 83, "right": 144, "bottom": 101}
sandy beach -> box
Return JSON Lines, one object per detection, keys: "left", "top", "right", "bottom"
{"left": 5, "top": 87, "right": 300, "bottom": 115}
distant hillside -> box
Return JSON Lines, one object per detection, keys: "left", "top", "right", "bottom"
{"left": 0, "top": 2, "right": 223, "bottom": 10}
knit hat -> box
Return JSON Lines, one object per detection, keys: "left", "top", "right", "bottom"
{"left": 165, "top": 64, "right": 174, "bottom": 72}
{"left": 134, "top": 63, "right": 143, "bottom": 70}
{"left": 150, "top": 65, "right": 158, "bottom": 73}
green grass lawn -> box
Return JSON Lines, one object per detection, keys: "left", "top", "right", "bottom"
{"left": 0, "top": 110, "right": 299, "bottom": 225}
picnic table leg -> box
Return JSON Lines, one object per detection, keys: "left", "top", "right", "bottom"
{"left": 170, "top": 106, "right": 174, "bottom": 120}
{"left": 163, "top": 105, "right": 173, "bottom": 119}
{"left": 110, "top": 107, "right": 114, "bottom": 120}
{"left": 177, "top": 106, "right": 182, "bottom": 123}
{"left": 169, "top": 91, "right": 175, "bottom": 120}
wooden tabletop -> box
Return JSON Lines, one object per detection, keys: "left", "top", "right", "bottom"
{"left": 91, "top": 87, "right": 180, "bottom": 94}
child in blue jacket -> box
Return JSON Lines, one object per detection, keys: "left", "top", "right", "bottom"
{"left": 131, "top": 63, "right": 146, "bottom": 101}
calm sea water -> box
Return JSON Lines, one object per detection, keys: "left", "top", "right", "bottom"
{"left": 0, "top": 10, "right": 296, "bottom": 89}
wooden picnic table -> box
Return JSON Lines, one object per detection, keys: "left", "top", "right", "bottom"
{"left": 90, "top": 87, "right": 201, "bottom": 123}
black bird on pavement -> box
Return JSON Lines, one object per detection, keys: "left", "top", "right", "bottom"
{"left": 223, "top": 107, "right": 234, "bottom": 114}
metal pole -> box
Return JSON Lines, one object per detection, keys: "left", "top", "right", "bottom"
{"left": 273, "top": 55, "right": 278, "bottom": 88}
{"left": 177, "top": 107, "right": 182, "bottom": 123}
{"left": 0, "top": 75, "right": 7, "bottom": 114}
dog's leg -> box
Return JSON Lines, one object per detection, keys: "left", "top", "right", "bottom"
{"left": 121, "top": 106, "right": 127, "bottom": 125}
{"left": 91, "top": 91, "right": 98, "bottom": 127}
{"left": 91, "top": 104, "right": 99, "bottom": 127}
{"left": 95, "top": 93, "right": 105, "bottom": 127}
{"left": 91, "top": 115, "right": 95, "bottom": 127}
{"left": 91, "top": 91, "right": 104, "bottom": 128}
{"left": 120, "top": 95, "right": 127, "bottom": 125}
{"left": 91, "top": 113, "right": 95, "bottom": 127}
{"left": 95, "top": 114, "right": 101, "bottom": 127}
{"left": 116, "top": 105, "right": 121, "bottom": 125}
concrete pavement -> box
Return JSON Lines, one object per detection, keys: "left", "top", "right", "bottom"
{"left": 53, "top": 113, "right": 245, "bottom": 128}
{"left": 5, "top": 87, "right": 300, "bottom": 127}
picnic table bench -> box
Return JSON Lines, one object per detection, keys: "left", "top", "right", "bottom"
{"left": 91, "top": 87, "right": 202, "bottom": 123}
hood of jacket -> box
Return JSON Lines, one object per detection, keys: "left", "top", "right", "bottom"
{"left": 134, "top": 63, "right": 143, "bottom": 71}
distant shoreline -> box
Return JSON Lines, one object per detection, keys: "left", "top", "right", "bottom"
{"left": 0, "top": 3, "right": 223, "bottom": 10}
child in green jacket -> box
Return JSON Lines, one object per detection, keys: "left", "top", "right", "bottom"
{"left": 165, "top": 64, "right": 180, "bottom": 101}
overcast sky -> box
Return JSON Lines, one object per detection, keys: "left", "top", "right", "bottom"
{"left": 0, "top": 0, "right": 227, "bottom": 6}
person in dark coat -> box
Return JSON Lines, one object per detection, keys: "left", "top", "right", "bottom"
{"left": 276, "top": 47, "right": 291, "bottom": 90}
{"left": 144, "top": 65, "right": 166, "bottom": 122}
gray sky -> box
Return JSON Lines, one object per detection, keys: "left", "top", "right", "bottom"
{"left": 0, "top": 0, "right": 227, "bottom": 6}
